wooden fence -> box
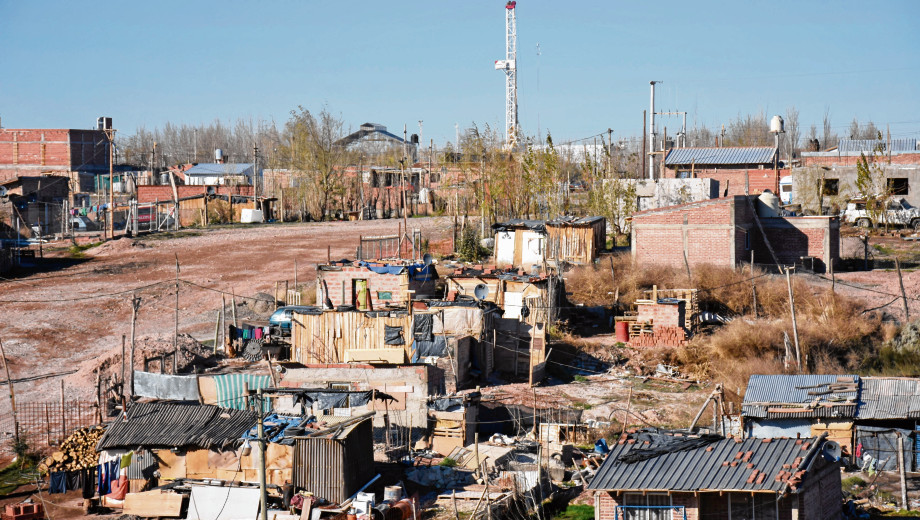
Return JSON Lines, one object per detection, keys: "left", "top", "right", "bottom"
{"left": 0, "top": 400, "right": 98, "bottom": 453}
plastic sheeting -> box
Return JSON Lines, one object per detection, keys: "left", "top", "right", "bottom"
{"left": 213, "top": 374, "right": 271, "bottom": 411}
{"left": 855, "top": 426, "right": 916, "bottom": 472}
{"left": 384, "top": 325, "right": 405, "bottom": 345}
{"left": 187, "top": 484, "right": 261, "bottom": 520}
{"left": 133, "top": 371, "right": 201, "bottom": 401}
{"left": 435, "top": 307, "right": 483, "bottom": 335}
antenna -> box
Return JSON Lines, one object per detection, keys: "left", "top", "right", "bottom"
{"left": 494, "top": 1, "right": 518, "bottom": 147}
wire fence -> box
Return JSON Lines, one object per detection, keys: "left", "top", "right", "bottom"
{"left": 0, "top": 400, "right": 98, "bottom": 454}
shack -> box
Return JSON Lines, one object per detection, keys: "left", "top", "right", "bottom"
{"left": 315, "top": 259, "right": 438, "bottom": 309}
{"left": 854, "top": 377, "right": 920, "bottom": 471}
{"left": 492, "top": 219, "right": 546, "bottom": 267}
{"left": 742, "top": 374, "right": 859, "bottom": 454}
{"left": 589, "top": 430, "right": 841, "bottom": 520}
{"left": 291, "top": 413, "right": 375, "bottom": 503}
{"left": 544, "top": 215, "right": 606, "bottom": 265}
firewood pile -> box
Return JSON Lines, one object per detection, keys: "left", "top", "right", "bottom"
{"left": 38, "top": 425, "right": 106, "bottom": 473}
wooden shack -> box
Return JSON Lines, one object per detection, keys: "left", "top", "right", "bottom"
{"left": 544, "top": 216, "right": 606, "bottom": 265}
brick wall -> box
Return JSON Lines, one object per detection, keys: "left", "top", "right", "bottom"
{"left": 756, "top": 217, "right": 840, "bottom": 272}
{"left": 689, "top": 169, "right": 786, "bottom": 196}
{"left": 136, "top": 184, "right": 254, "bottom": 203}
{"left": 316, "top": 265, "right": 408, "bottom": 309}
{"left": 0, "top": 129, "right": 109, "bottom": 180}
{"left": 637, "top": 302, "right": 684, "bottom": 329}
{"left": 632, "top": 197, "right": 739, "bottom": 269}
{"left": 802, "top": 152, "right": 920, "bottom": 167}
{"left": 797, "top": 456, "right": 843, "bottom": 520}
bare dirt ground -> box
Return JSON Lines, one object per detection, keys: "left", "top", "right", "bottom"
{"left": 0, "top": 218, "right": 454, "bottom": 409}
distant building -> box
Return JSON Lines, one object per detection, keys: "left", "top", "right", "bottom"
{"left": 183, "top": 163, "right": 256, "bottom": 186}
{"left": 631, "top": 194, "right": 840, "bottom": 273}
{"left": 664, "top": 146, "right": 784, "bottom": 197}
{"left": 0, "top": 127, "right": 110, "bottom": 192}
{"left": 337, "top": 123, "right": 418, "bottom": 162}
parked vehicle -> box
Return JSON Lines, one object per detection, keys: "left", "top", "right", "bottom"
{"left": 70, "top": 216, "right": 98, "bottom": 231}
{"left": 269, "top": 305, "right": 317, "bottom": 335}
{"left": 841, "top": 197, "right": 920, "bottom": 229}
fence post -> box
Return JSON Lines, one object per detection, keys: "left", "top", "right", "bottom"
{"left": 60, "top": 380, "right": 66, "bottom": 442}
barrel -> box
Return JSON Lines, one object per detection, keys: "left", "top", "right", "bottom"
{"left": 383, "top": 486, "right": 402, "bottom": 503}
{"left": 615, "top": 321, "right": 629, "bottom": 343}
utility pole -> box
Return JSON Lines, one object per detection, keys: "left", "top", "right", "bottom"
{"left": 641, "top": 111, "right": 647, "bottom": 180}
{"left": 257, "top": 388, "right": 268, "bottom": 520}
{"left": 648, "top": 81, "right": 660, "bottom": 180}
{"left": 785, "top": 267, "right": 801, "bottom": 371}
{"left": 105, "top": 125, "right": 117, "bottom": 240}
{"left": 418, "top": 121, "right": 423, "bottom": 162}
{"left": 0, "top": 340, "right": 19, "bottom": 445}
{"left": 253, "top": 145, "right": 260, "bottom": 200}
{"left": 402, "top": 124, "right": 409, "bottom": 252}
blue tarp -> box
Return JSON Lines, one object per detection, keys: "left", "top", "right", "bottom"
{"left": 356, "top": 261, "right": 434, "bottom": 281}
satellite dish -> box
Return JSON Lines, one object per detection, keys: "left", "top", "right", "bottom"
{"left": 423, "top": 253, "right": 433, "bottom": 266}
{"left": 473, "top": 283, "right": 489, "bottom": 300}
{"left": 822, "top": 441, "right": 841, "bottom": 462}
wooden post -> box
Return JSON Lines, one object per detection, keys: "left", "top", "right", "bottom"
{"left": 44, "top": 403, "right": 51, "bottom": 445}
{"left": 60, "top": 380, "right": 66, "bottom": 439}
{"left": 898, "top": 434, "right": 909, "bottom": 510}
{"left": 96, "top": 371, "right": 102, "bottom": 424}
{"left": 231, "top": 290, "right": 239, "bottom": 328}
{"left": 119, "top": 334, "right": 126, "bottom": 394}
{"left": 830, "top": 260, "right": 836, "bottom": 294}
{"left": 213, "top": 310, "right": 221, "bottom": 355}
{"left": 0, "top": 340, "right": 20, "bottom": 445}
{"left": 751, "top": 250, "right": 758, "bottom": 318}
{"left": 621, "top": 381, "right": 633, "bottom": 436}
{"left": 384, "top": 397, "right": 391, "bottom": 450}
{"left": 130, "top": 295, "right": 140, "bottom": 398}
{"left": 294, "top": 258, "right": 298, "bottom": 288}
{"left": 284, "top": 281, "right": 289, "bottom": 306}
{"left": 174, "top": 254, "right": 180, "bottom": 374}
{"left": 785, "top": 267, "right": 802, "bottom": 371}
{"left": 474, "top": 431, "right": 481, "bottom": 479}
{"left": 896, "top": 258, "right": 910, "bottom": 320}
{"left": 327, "top": 245, "right": 331, "bottom": 265}
{"left": 274, "top": 282, "right": 279, "bottom": 310}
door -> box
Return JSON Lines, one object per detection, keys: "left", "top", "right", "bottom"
{"left": 353, "top": 279, "right": 369, "bottom": 310}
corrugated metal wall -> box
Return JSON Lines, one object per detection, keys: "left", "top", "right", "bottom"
{"left": 292, "top": 419, "right": 375, "bottom": 503}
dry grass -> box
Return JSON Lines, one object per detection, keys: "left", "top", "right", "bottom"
{"left": 567, "top": 254, "right": 892, "bottom": 390}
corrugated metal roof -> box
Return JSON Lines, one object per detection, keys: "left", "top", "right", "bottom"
{"left": 185, "top": 163, "right": 254, "bottom": 176}
{"left": 838, "top": 139, "right": 918, "bottom": 153}
{"left": 97, "top": 402, "right": 258, "bottom": 450}
{"left": 742, "top": 374, "right": 859, "bottom": 419}
{"left": 546, "top": 215, "right": 605, "bottom": 227}
{"left": 589, "top": 432, "right": 824, "bottom": 493}
{"left": 665, "top": 147, "right": 776, "bottom": 166}
{"left": 857, "top": 377, "right": 920, "bottom": 420}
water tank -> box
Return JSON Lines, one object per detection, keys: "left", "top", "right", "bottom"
{"left": 214, "top": 148, "right": 223, "bottom": 162}
{"left": 758, "top": 190, "right": 780, "bottom": 218}
{"left": 770, "top": 115, "right": 784, "bottom": 134}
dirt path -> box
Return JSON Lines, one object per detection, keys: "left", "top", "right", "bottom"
{"left": 0, "top": 218, "right": 454, "bottom": 406}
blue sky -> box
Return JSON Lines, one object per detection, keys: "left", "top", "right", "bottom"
{"left": 1, "top": 0, "right": 918, "bottom": 146}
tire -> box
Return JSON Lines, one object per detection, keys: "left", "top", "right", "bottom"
{"left": 911, "top": 219, "right": 920, "bottom": 231}
{"left": 856, "top": 218, "right": 872, "bottom": 228}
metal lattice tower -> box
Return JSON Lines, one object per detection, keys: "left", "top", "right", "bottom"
{"left": 494, "top": 1, "right": 518, "bottom": 146}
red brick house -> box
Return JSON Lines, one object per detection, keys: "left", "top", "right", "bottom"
{"left": 589, "top": 431, "right": 841, "bottom": 520}
{"left": 664, "top": 147, "right": 783, "bottom": 196}
{"left": 631, "top": 195, "right": 839, "bottom": 272}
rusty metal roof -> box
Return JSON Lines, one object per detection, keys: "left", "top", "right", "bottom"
{"left": 665, "top": 147, "right": 776, "bottom": 166}
{"left": 742, "top": 374, "right": 859, "bottom": 419}
{"left": 588, "top": 431, "right": 825, "bottom": 493}
{"left": 857, "top": 377, "right": 920, "bottom": 420}
{"left": 97, "top": 402, "right": 258, "bottom": 451}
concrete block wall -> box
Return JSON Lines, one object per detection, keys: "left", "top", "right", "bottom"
{"left": 317, "top": 266, "right": 407, "bottom": 309}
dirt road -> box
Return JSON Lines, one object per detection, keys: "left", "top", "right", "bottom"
{"left": 0, "top": 218, "right": 454, "bottom": 407}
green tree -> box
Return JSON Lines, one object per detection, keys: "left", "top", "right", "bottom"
{"left": 854, "top": 133, "right": 890, "bottom": 229}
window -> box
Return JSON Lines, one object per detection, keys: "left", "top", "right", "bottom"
{"left": 821, "top": 179, "right": 839, "bottom": 196}
{"left": 888, "top": 178, "right": 909, "bottom": 195}
{"left": 622, "top": 493, "right": 671, "bottom": 520}
{"left": 700, "top": 493, "right": 777, "bottom": 520}
{"left": 678, "top": 170, "right": 691, "bottom": 179}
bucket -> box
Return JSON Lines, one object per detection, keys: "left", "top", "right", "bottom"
{"left": 383, "top": 486, "right": 402, "bottom": 502}
{"left": 615, "top": 321, "right": 629, "bottom": 343}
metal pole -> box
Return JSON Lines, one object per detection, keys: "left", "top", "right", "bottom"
{"left": 896, "top": 258, "right": 910, "bottom": 320}
{"left": 0, "top": 340, "right": 20, "bottom": 444}
{"left": 108, "top": 128, "right": 116, "bottom": 239}
{"left": 174, "top": 254, "right": 180, "bottom": 373}
{"left": 648, "top": 81, "right": 658, "bottom": 180}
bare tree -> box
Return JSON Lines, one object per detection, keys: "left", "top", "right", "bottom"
{"left": 784, "top": 106, "right": 800, "bottom": 160}
{"left": 821, "top": 107, "right": 838, "bottom": 150}
{"left": 282, "top": 106, "right": 350, "bottom": 221}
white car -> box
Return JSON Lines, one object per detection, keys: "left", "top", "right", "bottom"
{"left": 842, "top": 198, "right": 920, "bottom": 229}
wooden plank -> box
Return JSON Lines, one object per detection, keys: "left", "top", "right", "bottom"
{"left": 344, "top": 348, "right": 405, "bottom": 364}
{"left": 153, "top": 449, "right": 186, "bottom": 480}
{"left": 124, "top": 491, "right": 184, "bottom": 517}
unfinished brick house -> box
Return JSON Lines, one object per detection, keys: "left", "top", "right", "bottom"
{"left": 0, "top": 128, "right": 110, "bottom": 192}
{"left": 315, "top": 260, "right": 438, "bottom": 310}
{"left": 631, "top": 195, "right": 839, "bottom": 273}
{"left": 589, "top": 431, "right": 841, "bottom": 520}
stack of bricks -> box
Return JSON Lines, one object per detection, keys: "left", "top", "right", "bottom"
{"left": 630, "top": 324, "right": 688, "bottom": 347}
{"left": 631, "top": 300, "right": 689, "bottom": 347}
{"left": 2, "top": 503, "right": 44, "bottom": 520}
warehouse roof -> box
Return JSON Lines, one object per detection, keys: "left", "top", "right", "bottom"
{"left": 665, "top": 147, "right": 776, "bottom": 166}
{"left": 588, "top": 431, "right": 827, "bottom": 493}
{"left": 97, "top": 402, "right": 258, "bottom": 451}
{"left": 857, "top": 377, "right": 920, "bottom": 420}
{"left": 742, "top": 374, "right": 859, "bottom": 419}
